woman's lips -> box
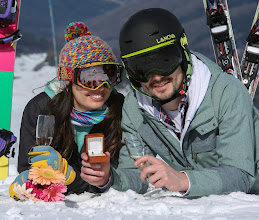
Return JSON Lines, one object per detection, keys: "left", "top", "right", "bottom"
{"left": 89, "top": 93, "right": 104, "bottom": 101}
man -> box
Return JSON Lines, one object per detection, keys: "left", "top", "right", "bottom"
{"left": 110, "top": 8, "right": 259, "bottom": 198}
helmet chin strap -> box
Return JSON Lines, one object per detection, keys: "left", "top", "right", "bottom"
{"left": 157, "top": 83, "right": 184, "bottom": 105}
{"left": 131, "top": 77, "right": 184, "bottom": 105}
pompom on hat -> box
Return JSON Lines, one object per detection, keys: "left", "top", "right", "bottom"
{"left": 45, "top": 21, "right": 118, "bottom": 97}
{"left": 64, "top": 21, "right": 91, "bottom": 42}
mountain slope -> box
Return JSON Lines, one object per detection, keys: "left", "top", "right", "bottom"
{"left": 17, "top": 0, "right": 257, "bottom": 58}
{"left": 16, "top": 0, "right": 259, "bottom": 106}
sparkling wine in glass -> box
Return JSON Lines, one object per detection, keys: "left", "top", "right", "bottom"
{"left": 36, "top": 115, "right": 55, "bottom": 146}
{"left": 125, "top": 133, "right": 162, "bottom": 196}
{"left": 124, "top": 133, "right": 146, "bottom": 170}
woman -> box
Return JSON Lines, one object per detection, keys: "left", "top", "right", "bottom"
{"left": 14, "top": 22, "right": 124, "bottom": 196}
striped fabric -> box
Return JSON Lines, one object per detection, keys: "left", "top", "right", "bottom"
{"left": 70, "top": 107, "right": 109, "bottom": 126}
{"left": 153, "top": 94, "right": 188, "bottom": 139}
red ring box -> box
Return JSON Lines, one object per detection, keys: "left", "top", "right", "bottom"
{"left": 84, "top": 133, "right": 109, "bottom": 163}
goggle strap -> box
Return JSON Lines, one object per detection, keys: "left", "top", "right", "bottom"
{"left": 77, "top": 62, "right": 119, "bottom": 69}
{"left": 131, "top": 82, "right": 155, "bottom": 100}
{"left": 184, "top": 50, "right": 193, "bottom": 82}
{"left": 58, "top": 67, "right": 74, "bottom": 81}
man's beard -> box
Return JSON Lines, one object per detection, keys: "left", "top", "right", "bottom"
{"left": 150, "top": 80, "right": 183, "bottom": 101}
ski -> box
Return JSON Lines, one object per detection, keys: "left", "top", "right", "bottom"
{"left": 240, "top": 3, "right": 259, "bottom": 100}
{"left": 203, "top": 0, "right": 242, "bottom": 80}
{"left": 0, "top": 0, "right": 21, "bottom": 179}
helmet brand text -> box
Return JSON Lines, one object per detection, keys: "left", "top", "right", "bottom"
{"left": 156, "top": 33, "right": 176, "bottom": 44}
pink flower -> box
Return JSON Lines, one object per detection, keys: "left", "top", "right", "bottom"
{"left": 26, "top": 180, "right": 48, "bottom": 199}
{"left": 40, "top": 183, "right": 67, "bottom": 202}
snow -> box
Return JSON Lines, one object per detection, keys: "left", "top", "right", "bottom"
{"left": 0, "top": 53, "right": 259, "bottom": 219}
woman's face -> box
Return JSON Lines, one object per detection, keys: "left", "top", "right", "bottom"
{"left": 72, "top": 83, "right": 112, "bottom": 111}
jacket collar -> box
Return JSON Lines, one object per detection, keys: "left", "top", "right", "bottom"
{"left": 187, "top": 52, "right": 222, "bottom": 132}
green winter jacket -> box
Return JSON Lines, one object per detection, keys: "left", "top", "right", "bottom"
{"left": 111, "top": 52, "right": 259, "bottom": 198}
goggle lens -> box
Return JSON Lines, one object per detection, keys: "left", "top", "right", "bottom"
{"left": 78, "top": 66, "right": 109, "bottom": 88}
{"left": 124, "top": 45, "right": 182, "bottom": 83}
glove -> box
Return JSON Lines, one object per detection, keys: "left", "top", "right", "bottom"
{"left": 0, "top": 129, "right": 17, "bottom": 158}
{"left": 28, "top": 146, "right": 76, "bottom": 185}
{"left": 9, "top": 170, "right": 29, "bottom": 201}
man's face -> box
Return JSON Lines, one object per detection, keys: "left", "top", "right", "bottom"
{"left": 140, "top": 66, "right": 185, "bottom": 101}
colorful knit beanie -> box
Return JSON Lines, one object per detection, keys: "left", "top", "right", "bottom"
{"left": 59, "top": 21, "right": 117, "bottom": 69}
{"left": 45, "top": 21, "right": 118, "bottom": 97}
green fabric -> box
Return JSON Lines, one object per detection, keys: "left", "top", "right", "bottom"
{"left": 75, "top": 125, "right": 93, "bottom": 153}
{"left": 0, "top": 70, "right": 13, "bottom": 130}
{"left": 112, "top": 51, "right": 258, "bottom": 198}
{"left": 0, "top": 70, "right": 15, "bottom": 179}
{"left": 44, "top": 78, "right": 59, "bottom": 99}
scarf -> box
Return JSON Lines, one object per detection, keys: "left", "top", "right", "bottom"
{"left": 71, "top": 107, "right": 109, "bottom": 126}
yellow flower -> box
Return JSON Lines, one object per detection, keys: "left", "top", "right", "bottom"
{"left": 29, "top": 165, "right": 66, "bottom": 185}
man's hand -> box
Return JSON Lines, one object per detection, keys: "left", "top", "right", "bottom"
{"left": 135, "top": 154, "right": 189, "bottom": 193}
{"left": 80, "top": 152, "right": 111, "bottom": 187}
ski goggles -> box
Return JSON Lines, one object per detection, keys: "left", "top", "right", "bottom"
{"left": 58, "top": 63, "right": 123, "bottom": 90}
{"left": 122, "top": 44, "right": 183, "bottom": 83}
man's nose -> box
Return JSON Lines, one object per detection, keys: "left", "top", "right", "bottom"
{"left": 150, "top": 74, "right": 163, "bottom": 81}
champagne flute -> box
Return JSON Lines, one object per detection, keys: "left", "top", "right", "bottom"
{"left": 36, "top": 115, "right": 55, "bottom": 146}
{"left": 124, "top": 133, "right": 146, "bottom": 170}
{"left": 124, "top": 133, "right": 162, "bottom": 197}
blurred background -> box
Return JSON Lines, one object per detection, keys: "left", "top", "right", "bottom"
{"left": 16, "top": 0, "right": 259, "bottom": 107}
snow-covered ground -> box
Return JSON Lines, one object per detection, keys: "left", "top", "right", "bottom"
{"left": 1, "top": 54, "right": 259, "bottom": 219}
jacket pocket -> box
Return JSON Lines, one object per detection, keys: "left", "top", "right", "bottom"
{"left": 189, "top": 118, "right": 218, "bottom": 153}
{"left": 187, "top": 119, "right": 219, "bottom": 164}
{"left": 189, "top": 129, "right": 218, "bottom": 153}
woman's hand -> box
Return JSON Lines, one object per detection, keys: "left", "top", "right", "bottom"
{"left": 80, "top": 152, "right": 111, "bottom": 187}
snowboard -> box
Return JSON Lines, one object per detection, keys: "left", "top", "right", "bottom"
{"left": 203, "top": 0, "right": 242, "bottom": 80}
{"left": 0, "top": 0, "right": 21, "bottom": 179}
{"left": 240, "top": 3, "right": 259, "bottom": 100}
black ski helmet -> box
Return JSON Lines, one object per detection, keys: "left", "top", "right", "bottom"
{"left": 119, "top": 8, "right": 192, "bottom": 102}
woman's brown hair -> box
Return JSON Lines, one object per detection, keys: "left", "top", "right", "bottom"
{"left": 49, "top": 83, "right": 124, "bottom": 166}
